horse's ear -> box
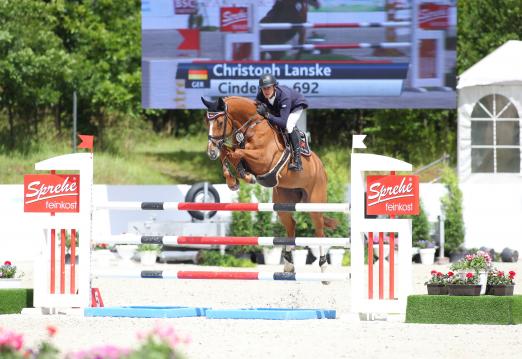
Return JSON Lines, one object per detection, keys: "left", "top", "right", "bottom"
{"left": 201, "top": 96, "right": 216, "bottom": 110}
{"left": 217, "top": 97, "right": 226, "bottom": 111}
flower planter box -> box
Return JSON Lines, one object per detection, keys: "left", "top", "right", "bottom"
{"left": 488, "top": 285, "right": 514, "bottom": 296}
{"left": 426, "top": 284, "right": 448, "bottom": 295}
{"left": 0, "top": 278, "right": 22, "bottom": 289}
{"left": 448, "top": 284, "right": 481, "bottom": 296}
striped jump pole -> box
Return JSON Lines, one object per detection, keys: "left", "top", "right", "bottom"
{"left": 96, "top": 202, "right": 350, "bottom": 213}
{"left": 93, "top": 269, "right": 350, "bottom": 282}
{"left": 97, "top": 235, "right": 350, "bottom": 247}
{"left": 260, "top": 42, "right": 411, "bottom": 52}
{"left": 259, "top": 21, "right": 411, "bottom": 30}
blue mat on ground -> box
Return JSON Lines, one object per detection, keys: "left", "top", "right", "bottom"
{"left": 205, "top": 308, "right": 337, "bottom": 320}
{"left": 84, "top": 306, "right": 207, "bottom": 318}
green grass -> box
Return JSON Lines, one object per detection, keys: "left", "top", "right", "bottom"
{"left": 0, "top": 289, "right": 33, "bottom": 314}
{"left": 406, "top": 295, "right": 522, "bottom": 325}
{"left": 1, "top": 134, "right": 224, "bottom": 185}
{"left": 3, "top": 133, "right": 351, "bottom": 185}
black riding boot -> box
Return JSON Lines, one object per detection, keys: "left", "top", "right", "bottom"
{"left": 288, "top": 129, "right": 303, "bottom": 172}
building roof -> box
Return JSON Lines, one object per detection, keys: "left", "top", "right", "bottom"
{"left": 457, "top": 40, "right": 522, "bottom": 89}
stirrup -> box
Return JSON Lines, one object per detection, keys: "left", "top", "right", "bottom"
{"left": 288, "top": 159, "right": 303, "bottom": 171}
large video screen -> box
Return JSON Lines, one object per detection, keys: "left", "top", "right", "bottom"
{"left": 142, "top": 0, "right": 456, "bottom": 109}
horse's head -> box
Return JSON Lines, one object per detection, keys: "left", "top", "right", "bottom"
{"left": 201, "top": 96, "right": 232, "bottom": 160}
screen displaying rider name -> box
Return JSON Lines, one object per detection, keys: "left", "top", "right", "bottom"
{"left": 142, "top": 0, "right": 457, "bottom": 109}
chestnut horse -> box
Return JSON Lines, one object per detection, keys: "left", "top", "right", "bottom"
{"left": 201, "top": 96, "right": 336, "bottom": 282}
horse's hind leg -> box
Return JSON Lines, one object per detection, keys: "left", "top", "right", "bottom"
{"left": 277, "top": 212, "right": 296, "bottom": 273}
{"left": 273, "top": 188, "right": 297, "bottom": 273}
{"left": 309, "top": 213, "right": 329, "bottom": 270}
{"left": 308, "top": 182, "right": 330, "bottom": 284}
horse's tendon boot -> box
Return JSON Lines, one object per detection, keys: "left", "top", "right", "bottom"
{"left": 283, "top": 250, "right": 295, "bottom": 273}
{"left": 319, "top": 255, "right": 330, "bottom": 285}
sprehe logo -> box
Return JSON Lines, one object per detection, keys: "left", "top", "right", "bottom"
{"left": 366, "top": 175, "right": 419, "bottom": 216}
{"left": 24, "top": 174, "right": 80, "bottom": 213}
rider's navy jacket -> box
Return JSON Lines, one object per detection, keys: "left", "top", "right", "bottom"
{"left": 256, "top": 85, "right": 308, "bottom": 128}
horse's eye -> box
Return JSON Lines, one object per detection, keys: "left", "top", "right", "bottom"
{"left": 217, "top": 121, "right": 223, "bottom": 129}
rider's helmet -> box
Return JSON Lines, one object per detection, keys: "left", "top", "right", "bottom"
{"left": 259, "top": 73, "right": 278, "bottom": 88}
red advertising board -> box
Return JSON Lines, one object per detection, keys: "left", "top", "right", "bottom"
{"left": 419, "top": 3, "right": 449, "bottom": 30}
{"left": 366, "top": 175, "right": 419, "bottom": 216}
{"left": 24, "top": 174, "right": 80, "bottom": 213}
{"left": 220, "top": 7, "right": 249, "bottom": 32}
{"left": 174, "top": 0, "right": 197, "bottom": 15}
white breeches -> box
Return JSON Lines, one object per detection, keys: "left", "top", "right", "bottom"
{"left": 286, "top": 108, "right": 306, "bottom": 132}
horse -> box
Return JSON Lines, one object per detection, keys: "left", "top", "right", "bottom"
{"left": 260, "top": 0, "right": 320, "bottom": 60}
{"left": 201, "top": 95, "right": 337, "bottom": 283}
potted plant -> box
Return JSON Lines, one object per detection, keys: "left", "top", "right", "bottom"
{"left": 425, "top": 270, "right": 452, "bottom": 295}
{"left": 328, "top": 247, "right": 346, "bottom": 266}
{"left": 137, "top": 244, "right": 160, "bottom": 266}
{"left": 487, "top": 269, "right": 516, "bottom": 296}
{"left": 418, "top": 240, "right": 436, "bottom": 265}
{"left": 450, "top": 250, "right": 492, "bottom": 294}
{"left": 292, "top": 247, "right": 309, "bottom": 266}
{"left": 0, "top": 261, "right": 24, "bottom": 289}
{"left": 262, "top": 246, "right": 282, "bottom": 265}
{"left": 448, "top": 272, "right": 481, "bottom": 296}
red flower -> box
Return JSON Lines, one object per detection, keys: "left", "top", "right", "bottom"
{"left": 4, "top": 261, "right": 11, "bottom": 266}
{"left": 466, "top": 272, "right": 474, "bottom": 278}
{"left": 509, "top": 271, "right": 516, "bottom": 277}
{"left": 46, "top": 325, "right": 57, "bottom": 337}
{"left": 447, "top": 271, "right": 454, "bottom": 277}
{"left": 498, "top": 271, "right": 504, "bottom": 277}
{"left": 431, "top": 270, "right": 437, "bottom": 275}
{"left": 436, "top": 272, "right": 443, "bottom": 277}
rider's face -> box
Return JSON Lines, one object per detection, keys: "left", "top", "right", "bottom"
{"left": 262, "top": 85, "right": 275, "bottom": 99}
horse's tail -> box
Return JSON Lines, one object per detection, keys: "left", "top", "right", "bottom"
{"left": 323, "top": 216, "right": 338, "bottom": 230}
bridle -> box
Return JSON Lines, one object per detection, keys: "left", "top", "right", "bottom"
{"left": 206, "top": 110, "right": 230, "bottom": 149}
{"left": 206, "top": 107, "right": 263, "bottom": 150}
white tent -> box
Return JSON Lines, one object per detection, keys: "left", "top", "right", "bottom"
{"left": 458, "top": 40, "right": 522, "bottom": 89}
{"left": 457, "top": 40, "right": 522, "bottom": 253}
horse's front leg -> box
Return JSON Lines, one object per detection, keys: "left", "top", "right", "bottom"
{"left": 220, "top": 156, "right": 240, "bottom": 191}
{"left": 227, "top": 150, "right": 257, "bottom": 185}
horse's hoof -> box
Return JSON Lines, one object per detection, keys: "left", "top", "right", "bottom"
{"left": 250, "top": 176, "right": 257, "bottom": 184}
{"left": 321, "top": 281, "right": 331, "bottom": 286}
{"left": 283, "top": 259, "right": 295, "bottom": 273}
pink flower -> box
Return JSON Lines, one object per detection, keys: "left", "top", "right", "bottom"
{"left": 4, "top": 261, "right": 11, "bottom": 266}
{"left": 466, "top": 272, "right": 474, "bottom": 279}
{"left": 0, "top": 328, "right": 24, "bottom": 351}
{"left": 46, "top": 326, "right": 57, "bottom": 337}
{"left": 431, "top": 270, "right": 437, "bottom": 275}
{"left": 465, "top": 255, "right": 473, "bottom": 261}
{"left": 447, "top": 271, "right": 454, "bottom": 277}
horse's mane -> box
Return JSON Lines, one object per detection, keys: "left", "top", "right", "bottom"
{"left": 224, "top": 96, "right": 256, "bottom": 111}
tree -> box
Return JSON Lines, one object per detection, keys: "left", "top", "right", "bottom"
{"left": 441, "top": 167, "right": 465, "bottom": 255}
{"left": 458, "top": 0, "right": 522, "bottom": 74}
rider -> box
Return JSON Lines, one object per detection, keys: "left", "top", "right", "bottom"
{"left": 255, "top": 73, "right": 307, "bottom": 171}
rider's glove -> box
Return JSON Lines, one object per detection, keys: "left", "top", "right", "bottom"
{"left": 256, "top": 103, "right": 269, "bottom": 119}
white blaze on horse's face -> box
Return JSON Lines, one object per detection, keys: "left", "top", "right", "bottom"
{"left": 206, "top": 111, "right": 226, "bottom": 161}
{"left": 207, "top": 119, "right": 220, "bottom": 160}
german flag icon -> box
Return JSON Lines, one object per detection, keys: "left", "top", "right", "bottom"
{"left": 188, "top": 69, "right": 208, "bottom": 81}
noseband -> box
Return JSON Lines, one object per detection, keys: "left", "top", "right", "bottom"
{"left": 206, "top": 110, "right": 230, "bottom": 150}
